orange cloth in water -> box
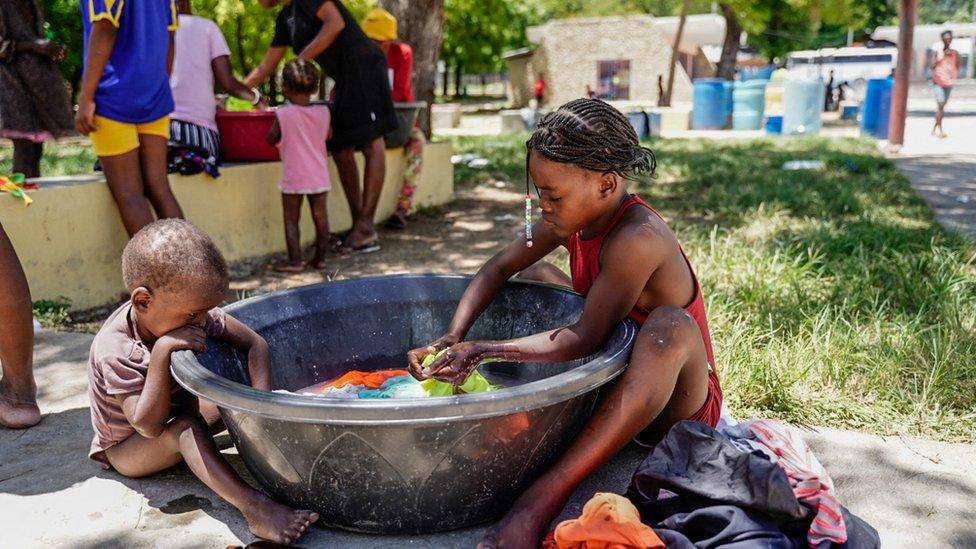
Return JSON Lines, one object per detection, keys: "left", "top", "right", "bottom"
{"left": 302, "top": 369, "right": 409, "bottom": 393}
{"left": 553, "top": 493, "right": 663, "bottom": 549}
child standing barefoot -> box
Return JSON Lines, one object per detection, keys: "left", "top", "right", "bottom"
{"left": 87, "top": 219, "right": 317, "bottom": 543}
{"left": 408, "top": 99, "right": 723, "bottom": 549}
{"left": 0, "top": 222, "right": 40, "bottom": 429}
{"left": 267, "top": 59, "right": 332, "bottom": 273}
{"left": 77, "top": 0, "right": 184, "bottom": 237}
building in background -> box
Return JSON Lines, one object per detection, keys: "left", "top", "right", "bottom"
{"left": 507, "top": 15, "right": 699, "bottom": 108}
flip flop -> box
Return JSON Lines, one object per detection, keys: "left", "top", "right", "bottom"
{"left": 384, "top": 215, "right": 408, "bottom": 230}
{"left": 337, "top": 241, "right": 381, "bottom": 255}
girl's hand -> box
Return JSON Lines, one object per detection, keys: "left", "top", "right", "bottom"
{"left": 407, "top": 333, "right": 459, "bottom": 380}
{"left": 75, "top": 95, "right": 97, "bottom": 136}
{"left": 32, "top": 40, "right": 66, "bottom": 61}
{"left": 422, "top": 341, "right": 487, "bottom": 385}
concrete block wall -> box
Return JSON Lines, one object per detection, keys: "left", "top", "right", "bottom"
{"left": 1, "top": 143, "right": 454, "bottom": 309}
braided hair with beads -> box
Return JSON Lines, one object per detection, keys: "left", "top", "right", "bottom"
{"left": 282, "top": 58, "right": 321, "bottom": 95}
{"left": 523, "top": 99, "right": 656, "bottom": 247}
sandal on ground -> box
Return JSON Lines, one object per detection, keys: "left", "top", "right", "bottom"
{"left": 272, "top": 260, "right": 306, "bottom": 273}
{"left": 384, "top": 214, "right": 408, "bottom": 230}
{"left": 336, "top": 240, "right": 381, "bottom": 255}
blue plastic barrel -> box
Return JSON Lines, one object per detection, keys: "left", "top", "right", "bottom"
{"left": 739, "top": 64, "right": 775, "bottom": 81}
{"left": 722, "top": 80, "right": 734, "bottom": 129}
{"left": 626, "top": 111, "right": 648, "bottom": 138}
{"left": 841, "top": 104, "right": 859, "bottom": 120}
{"left": 765, "top": 115, "right": 783, "bottom": 135}
{"left": 647, "top": 111, "right": 662, "bottom": 137}
{"left": 732, "top": 80, "right": 767, "bottom": 130}
{"left": 692, "top": 78, "right": 727, "bottom": 130}
{"left": 782, "top": 78, "right": 825, "bottom": 135}
{"left": 860, "top": 78, "right": 893, "bottom": 139}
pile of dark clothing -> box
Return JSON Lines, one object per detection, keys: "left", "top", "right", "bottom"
{"left": 625, "top": 420, "right": 879, "bottom": 549}
{"left": 167, "top": 145, "right": 219, "bottom": 178}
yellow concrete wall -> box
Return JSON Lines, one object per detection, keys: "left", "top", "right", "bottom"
{"left": 1, "top": 143, "right": 454, "bottom": 310}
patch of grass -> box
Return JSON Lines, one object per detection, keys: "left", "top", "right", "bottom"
{"left": 0, "top": 142, "right": 96, "bottom": 177}
{"left": 33, "top": 297, "right": 73, "bottom": 330}
{"left": 452, "top": 133, "right": 976, "bottom": 440}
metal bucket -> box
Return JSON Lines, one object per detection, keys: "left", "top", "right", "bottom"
{"left": 171, "top": 275, "right": 636, "bottom": 534}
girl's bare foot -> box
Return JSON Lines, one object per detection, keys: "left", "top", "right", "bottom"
{"left": 242, "top": 495, "right": 318, "bottom": 544}
{"left": 477, "top": 488, "right": 559, "bottom": 549}
{"left": 0, "top": 381, "right": 41, "bottom": 429}
{"left": 272, "top": 260, "right": 306, "bottom": 273}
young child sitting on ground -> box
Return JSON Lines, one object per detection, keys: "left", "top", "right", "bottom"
{"left": 266, "top": 58, "right": 332, "bottom": 272}
{"left": 77, "top": 0, "right": 184, "bottom": 237}
{"left": 408, "top": 98, "right": 723, "bottom": 548}
{"left": 87, "top": 219, "right": 317, "bottom": 543}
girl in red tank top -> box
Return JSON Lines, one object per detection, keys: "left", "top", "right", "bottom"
{"left": 406, "top": 99, "right": 722, "bottom": 548}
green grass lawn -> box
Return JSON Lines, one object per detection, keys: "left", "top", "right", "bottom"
{"left": 0, "top": 141, "right": 96, "bottom": 177}
{"left": 449, "top": 134, "right": 976, "bottom": 441}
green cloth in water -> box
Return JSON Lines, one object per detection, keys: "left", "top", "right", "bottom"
{"left": 225, "top": 97, "right": 255, "bottom": 112}
{"left": 419, "top": 349, "right": 500, "bottom": 396}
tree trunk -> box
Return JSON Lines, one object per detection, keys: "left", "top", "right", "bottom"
{"left": 234, "top": 15, "right": 247, "bottom": 76}
{"left": 717, "top": 3, "right": 742, "bottom": 80}
{"left": 663, "top": 0, "right": 691, "bottom": 106}
{"left": 455, "top": 63, "right": 463, "bottom": 98}
{"left": 442, "top": 62, "right": 450, "bottom": 97}
{"left": 378, "top": 0, "right": 445, "bottom": 136}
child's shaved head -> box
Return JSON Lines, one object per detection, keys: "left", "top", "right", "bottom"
{"left": 122, "top": 219, "right": 228, "bottom": 296}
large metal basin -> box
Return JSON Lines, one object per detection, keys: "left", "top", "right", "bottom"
{"left": 171, "top": 275, "right": 636, "bottom": 534}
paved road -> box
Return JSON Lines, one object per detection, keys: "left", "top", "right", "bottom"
{"left": 892, "top": 81, "right": 976, "bottom": 239}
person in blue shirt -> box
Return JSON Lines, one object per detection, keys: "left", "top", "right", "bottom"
{"left": 76, "top": 0, "right": 184, "bottom": 237}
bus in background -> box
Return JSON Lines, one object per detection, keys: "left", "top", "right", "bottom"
{"left": 786, "top": 47, "right": 898, "bottom": 98}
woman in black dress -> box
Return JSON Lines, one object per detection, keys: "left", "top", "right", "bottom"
{"left": 0, "top": 0, "right": 74, "bottom": 178}
{"left": 254, "top": 0, "right": 397, "bottom": 253}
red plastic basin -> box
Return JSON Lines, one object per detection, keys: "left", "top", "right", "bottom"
{"left": 215, "top": 110, "right": 280, "bottom": 162}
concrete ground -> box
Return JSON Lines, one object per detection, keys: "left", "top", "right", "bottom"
{"left": 889, "top": 81, "right": 976, "bottom": 240}
{"left": 2, "top": 330, "right": 975, "bottom": 548}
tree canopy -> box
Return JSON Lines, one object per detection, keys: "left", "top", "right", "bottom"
{"left": 37, "top": 0, "right": 971, "bottom": 101}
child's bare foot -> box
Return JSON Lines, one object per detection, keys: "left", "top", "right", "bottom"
{"left": 0, "top": 380, "right": 41, "bottom": 429}
{"left": 477, "top": 486, "right": 560, "bottom": 549}
{"left": 242, "top": 495, "right": 318, "bottom": 544}
{"left": 272, "top": 260, "right": 306, "bottom": 273}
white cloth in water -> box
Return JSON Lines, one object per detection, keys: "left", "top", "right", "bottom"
{"left": 273, "top": 384, "right": 364, "bottom": 399}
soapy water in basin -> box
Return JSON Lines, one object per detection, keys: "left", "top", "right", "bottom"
{"left": 277, "top": 361, "right": 526, "bottom": 399}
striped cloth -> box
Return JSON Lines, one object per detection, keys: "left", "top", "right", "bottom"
{"left": 745, "top": 420, "right": 847, "bottom": 548}
{"left": 169, "top": 118, "right": 220, "bottom": 160}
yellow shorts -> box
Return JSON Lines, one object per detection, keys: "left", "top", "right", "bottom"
{"left": 89, "top": 115, "right": 170, "bottom": 157}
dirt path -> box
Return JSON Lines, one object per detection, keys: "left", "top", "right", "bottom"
{"left": 227, "top": 177, "right": 530, "bottom": 298}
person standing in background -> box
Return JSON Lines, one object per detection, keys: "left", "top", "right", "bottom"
{"left": 931, "top": 30, "right": 960, "bottom": 139}
{"left": 253, "top": 0, "right": 397, "bottom": 255}
{"left": 76, "top": 0, "right": 185, "bottom": 237}
{"left": 534, "top": 73, "right": 547, "bottom": 106}
{"left": 0, "top": 0, "right": 74, "bottom": 178}
{"left": 169, "top": 0, "right": 267, "bottom": 168}
{"left": 361, "top": 7, "right": 422, "bottom": 231}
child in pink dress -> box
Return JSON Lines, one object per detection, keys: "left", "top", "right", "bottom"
{"left": 266, "top": 58, "right": 332, "bottom": 272}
